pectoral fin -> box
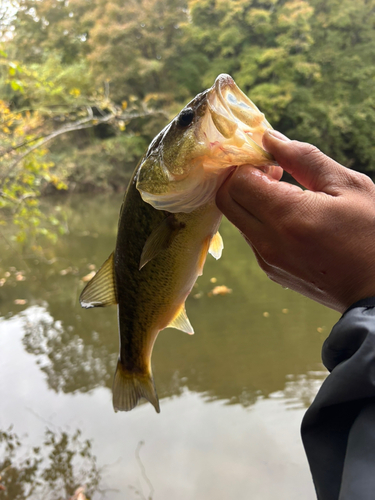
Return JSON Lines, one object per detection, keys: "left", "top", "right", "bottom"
{"left": 209, "top": 231, "right": 223, "bottom": 260}
{"left": 80, "top": 252, "right": 117, "bottom": 308}
{"left": 167, "top": 303, "right": 194, "bottom": 335}
{"left": 139, "top": 214, "right": 185, "bottom": 270}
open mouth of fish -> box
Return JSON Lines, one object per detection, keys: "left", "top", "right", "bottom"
{"left": 136, "top": 74, "right": 277, "bottom": 213}
{"left": 204, "top": 73, "right": 274, "bottom": 166}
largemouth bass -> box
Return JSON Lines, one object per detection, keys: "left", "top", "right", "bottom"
{"left": 80, "top": 74, "right": 276, "bottom": 413}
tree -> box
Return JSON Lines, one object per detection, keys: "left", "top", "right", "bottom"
{"left": 187, "top": 0, "right": 319, "bottom": 122}
{"left": 8, "top": 0, "right": 93, "bottom": 65}
{"left": 0, "top": 46, "right": 166, "bottom": 246}
{"left": 0, "top": 51, "right": 67, "bottom": 245}
{"left": 300, "top": 0, "right": 375, "bottom": 168}
{"left": 188, "top": 0, "right": 375, "bottom": 172}
{"left": 86, "top": 0, "right": 190, "bottom": 104}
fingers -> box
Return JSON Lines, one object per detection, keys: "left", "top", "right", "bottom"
{"left": 216, "top": 170, "right": 263, "bottom": 233}
{"left": 262, "top": 130, "right": 353, "bottom": 194}
{"left": 216, "top": 164, "right": 304, "bottom": 228}
{"left": 217, "top": 130, "right": 375, "bottom": 312}
{"left": 260, "top": 163, "right": 284, "bottom": 181}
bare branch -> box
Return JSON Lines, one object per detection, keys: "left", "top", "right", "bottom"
{"left": 0, "top": 109, "right": 168, "bottom": 185}
{"left": 0, "top": 135, "right": 46, "bottom": 158}
{"left": 0, "top": 190, "right": 18, "bottom": 203}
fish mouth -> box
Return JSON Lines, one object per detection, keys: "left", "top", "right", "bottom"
{"left": 136, "top": 74, "right": 277, "bottom": 214}
{"left": 205, "top": 73, "right": 275, "bottom": 164}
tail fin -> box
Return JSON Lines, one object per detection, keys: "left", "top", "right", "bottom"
{"left": 112, "top": 359, "right": 160, "bottom": 413}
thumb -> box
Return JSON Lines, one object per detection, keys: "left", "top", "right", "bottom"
{"left": 262, "top": 130, "right": 352, "bottom": 194}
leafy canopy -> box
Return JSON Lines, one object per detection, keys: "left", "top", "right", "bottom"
{"left": 2, "top": 0, "right": 375, "bottom": 247}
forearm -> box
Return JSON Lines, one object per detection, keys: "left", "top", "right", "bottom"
{"left": 302, "top": 300, "right": 375, "bottom": 500}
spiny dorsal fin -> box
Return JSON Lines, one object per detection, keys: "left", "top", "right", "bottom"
{"left": 209, "top": 231, "right": 223, "bottom": 260}
{"left": 80, "top": 252, "right": 117, "bottom": 308}
{"left": 139, "top": 214, "right": 185, "bottom": 270}
{"left": 167, "top": 303, "right": 194, "bottom": 335}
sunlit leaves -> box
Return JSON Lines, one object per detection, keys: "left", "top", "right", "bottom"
{"left": 1, "top": 0, "right": 375, "bottom": 233}
{"left": 190, "top": 0, "right": 318, "bottom": 124}
{"left": 187, "top": 0, "right": 375, "bottom": 170}
{"left": 85, "top": 0, "right": 189, "bottom": 104}
{"left": 0, "top": 95, "right": 68, "bottom": 247}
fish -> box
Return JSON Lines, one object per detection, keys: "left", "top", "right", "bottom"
{"left": 79, "top": 74, "right": 276, "bottom": 413}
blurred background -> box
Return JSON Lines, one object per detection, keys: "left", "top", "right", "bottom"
{"left": 0, "top": 0, "right": 370, "bottom": 498}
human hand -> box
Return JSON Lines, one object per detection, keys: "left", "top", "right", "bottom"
{"left": 216, "top": 130, "right": 375, "bottom": 313}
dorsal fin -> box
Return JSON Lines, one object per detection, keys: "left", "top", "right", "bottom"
{"left": 80, "top": 252, "right": 117, "bottom": 308}
{"left": 139, "top": 214, "right": 185, "bottom": 270}
{"left": 209, "top": 231, "right": 223, "bottom": 260}
{"left": 167, "top": 303, "right": 194, "bottom": 335}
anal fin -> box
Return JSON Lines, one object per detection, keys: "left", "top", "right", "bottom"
{"left": 79, "top": 252, "right": 117, "bottom": 308}
{"left": 167, "top": 303, "right": 194, "bottom": 335}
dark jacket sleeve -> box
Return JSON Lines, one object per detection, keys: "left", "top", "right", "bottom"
{"left": 301, "top": 298, "right": 375, "bottom": 500}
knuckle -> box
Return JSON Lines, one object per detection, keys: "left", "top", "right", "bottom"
{"left": 347, "top": 171, "right": 374, "bottom": 191}
{"left": 298, "top": 143, "right": 322, "bottom": 161}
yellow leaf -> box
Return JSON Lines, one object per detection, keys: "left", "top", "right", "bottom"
{"left": 69, "top": 88, "right": 81, "bottom": 97}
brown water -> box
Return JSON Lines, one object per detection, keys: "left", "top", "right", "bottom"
{"left": 0, "top": 193, "right": 339, "bottom": 499}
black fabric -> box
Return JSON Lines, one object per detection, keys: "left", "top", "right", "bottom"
{"left": 342, "top": 297, "right": 375, "bottom": 316}
{"left": 301, "top": 299, "right": 375, "bottom": 500}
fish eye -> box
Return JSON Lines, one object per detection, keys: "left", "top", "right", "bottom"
{"left": 177, "top": 108, "right": 194, "bottom": 127}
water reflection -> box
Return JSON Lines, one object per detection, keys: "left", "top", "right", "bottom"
{"left": 0, "top": 193, "right": 339, "bottom": 410}
{"left": 0, "top": 198, "right": 341, "bottom": 499}
{"left": 22, "top": 308, "right": 116, "bottom": 394}
{"left": 0, "top": 426, "right": 101, "bottom": 500}
{"left": 270, "top": 372, "right": 328, "bottom": 410}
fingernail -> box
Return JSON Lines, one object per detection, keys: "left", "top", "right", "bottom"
{"left": 267, "top": 130, "right": 290, "bottom": 142}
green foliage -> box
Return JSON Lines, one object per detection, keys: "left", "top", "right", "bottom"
{"left": 86, "top": 0, "right": 190, "bottom": 104}
{"left": 2, "top": 0, "right": 375, "bottom": 253}
{"left": 185, "top": 0, "right": 375, "bottom": 171}
{"left": 8, "top": 0, "right": 375, "bottom": 174}
{"left": 9, "top": 0, "right": 93, "bottom": 65}
{"left": 189, "top": 0, "right": 319, "bottom": 122}
{"left": 19, "top": 55, "right": 94, "bottom": 111}
{"left": 0, "top": 92, "right": 68, "bottom": 247}
{"left": 0, "top": 37, "right": 166, "bottom": 247}
{"left": 304, "top": 0, "right": 375, "bottom": 168}
{"left": 52, "top": 133, "right": 149, "bottom": 191}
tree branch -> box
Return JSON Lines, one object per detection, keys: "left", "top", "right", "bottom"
{"left": 0, "top": 109, "right": 168, "bottom": 185}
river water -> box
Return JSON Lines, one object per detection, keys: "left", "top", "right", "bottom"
{"left": 0, "top": 193, "right": 339, "bottom": 499}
